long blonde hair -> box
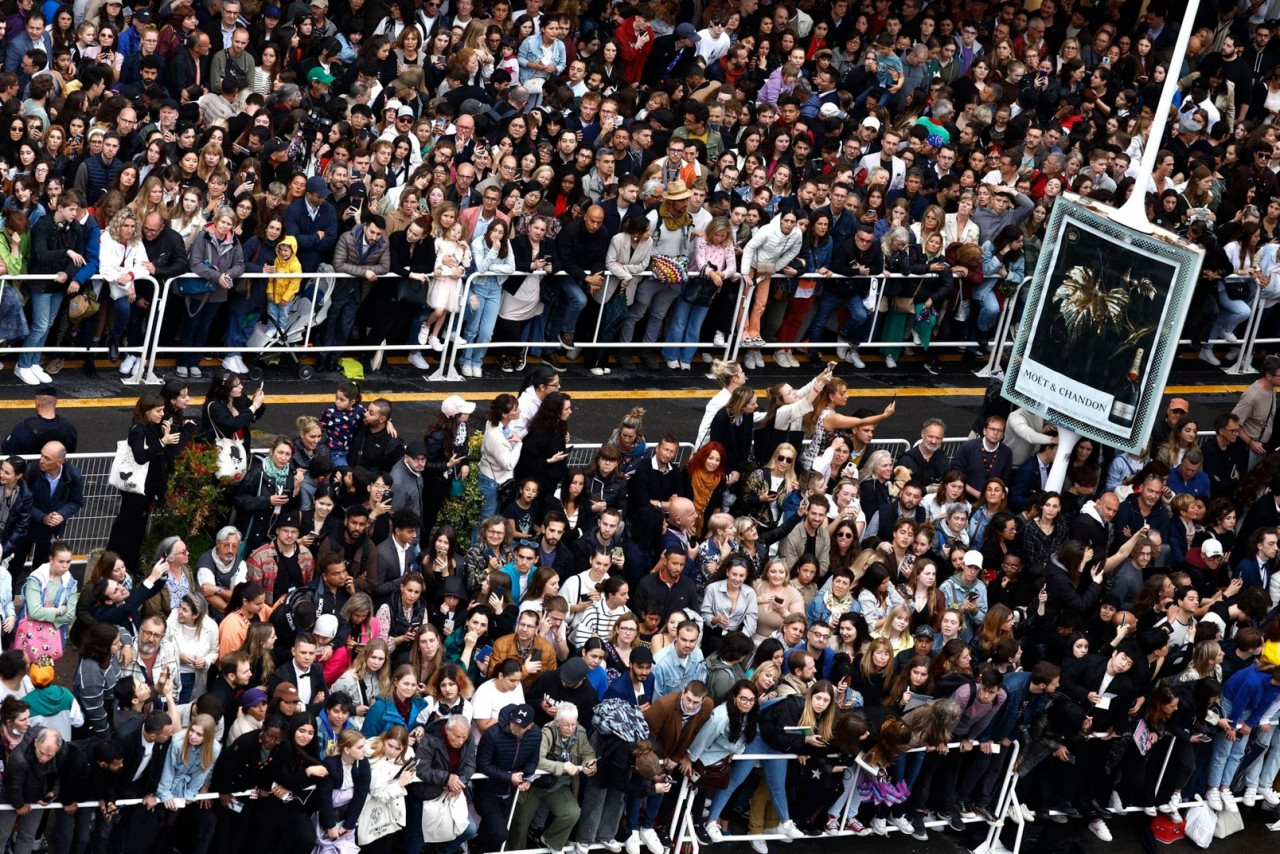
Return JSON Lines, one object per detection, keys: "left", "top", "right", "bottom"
{"left": 180, "top": 713, "right": 218, "bottom": 770}
{"left": 798, "top": 680, "right": 837, "bottom": 742}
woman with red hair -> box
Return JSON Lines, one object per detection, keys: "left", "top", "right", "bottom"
{"left": 684, "top": 440, "right": 728, "bottom": 530}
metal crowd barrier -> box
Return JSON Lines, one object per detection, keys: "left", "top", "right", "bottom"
{"left": 1223, "top": 285, "right": 1271, "bottom": 376}
{"left": 671, "top": 739, "right": 1021, "bottom": 853}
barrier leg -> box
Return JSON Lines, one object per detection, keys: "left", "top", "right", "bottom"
{"left": 974, "top": 287, "right": 1019, "bottom": 378}
{"left": 1224, "top": 290, "right": 1264, "bottom": 375}
{"left": 428, "top": 304, "right": 465, "bottom": 382}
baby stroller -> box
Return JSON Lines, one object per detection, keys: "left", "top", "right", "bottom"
{"left": 243, "top": 264, "right": 335, "bottom": 381}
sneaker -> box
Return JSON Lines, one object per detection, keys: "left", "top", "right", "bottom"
{"left": 409, "top": 351, "right": 429, "bottom": 370}
{"left": 175, "top": 366, "right": 189, "bottom": 378}
{"left": 844, "top": 818, "right": 870, "bottom": 836}
{"left": 666, "top": 358, "right": 680, "bottom": 369}
{"left": 823, "top": 816, "right": 841, "bottom": 834}
{"left": 701, "top": 352, "right": 714, "bottom": 363}
{"left": 959, "top": 803, "right": 977, "bottom": 820}
{"left": 870, "top": 818, "right": 889, "bottom": 836}
{"left": 1223, "top": 790, "right": 1239, "bottom": 812}
{"left": 890, "top": 816, "right": 914, "bottom": 834}
{"left": 1223, "top": 330, "right": 1241, "bottom": 344}
{"left": 590, "top": 367, "right": 608, "bottom": 376}
{"left": 846, "top": 349, "right": 865, "bottom": 369}
{"left": 428, "top": 335, "right": 444, "bottom": 351}
{"left": 705, "top": 822, "right": 724, "bottom": 844}
{"left": 559, "top": 332, "right": 575, "bottom": 350}
{"left": 1268, "top": 818, "right": 1280, "bottom": 831}
{"left": 1244, "top": 787, "right": 1260, "bottom": 808}
{"left": 221, "top": 356, "right": 240, "bottom": 372}
{"left": 679, "top": 362, "right": 691, "bottom": 370}
{"left": 750, "top": 840, "right": 768, "bottom": 854}
{"left": 713, "top": 331, "right": 727, "bottom": 347}
{"left": 1109, "top": 791, "right": 1124, "bottom": 813}
{"left": 189, "top": 366, "right": 201, "bottom": 378}
{"left": 515, "top": 352, "right": 528, "bottom": 371}
{"left": 601, "top": 841, "right": 624, "bottom": 853}
{"left": 776, "top": 820, "right": 804, "bottom": 839}
{"left": 1227, "top": 347, "right": 1242, "bottom": 361}
{"left": 1264, "top": 789, "right": 1280, "bottom": 807}
{"left": 14, "top": 365, "right": 39, "bottom": 385}
{"left": 1199, "top": 347, "right": 1222, "bottom": 366}
{"left": 119, "top": 354, "right": 139, "bottom": 376}
{"left": 1018, "top": 804, "right": 1035, "bottom": 823}
{"left": 545, "top": 351, "right": 567, "bottom": 372}
{"left": 885, "top": 354, "right": 897, "bottom": 369}
{"left": 1160, "top": 793, "right": 1183, "bottom": 814}
{"left": 911, "top": 329, "right": 922, "bottom": 346}
{"left": 637, "top": 828, "right": 662, "bottom": 854}
{"left": 910, "top": 813, "right": 927, "bottom": 840}
{"left": 32, "top": 364, "right": 53, "bottom": 382}
{"left": 1088, "top": 819, "right": 1113, "bottom": 842}
{"left": 1207, "top": 789, "right": 1224, "bottom": 811}
{"left": 835, "top": 345, "right": 849, "bottom": 360}
{"left": 946, "top": 813, "right": 965, "bottom": 832}
{"left": 977, "top": 805, "right": 997, "bottom": 823}
{"left": 624, "top": 831, "right": 641, "bottom": 854}
{"left": 1143, "top": 806, "right": 1158, "bottom": 817}
{"left": 1048, "top": 813, "right": 1068, "bottom": 824}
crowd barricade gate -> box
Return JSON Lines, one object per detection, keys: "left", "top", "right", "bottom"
{"left": 1224, "top": 286, "right": 1268, "bottom": 376}
{"left": 0, "top": 274, "right": 160, "bottom": 382}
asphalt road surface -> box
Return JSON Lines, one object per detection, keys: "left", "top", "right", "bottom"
{"left": 0, "top": 349, "right": 1254, "bottom": 455}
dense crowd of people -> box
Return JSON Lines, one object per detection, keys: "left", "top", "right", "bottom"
{"left": 2, "top": 344, "right": 1280, "bottom": 854}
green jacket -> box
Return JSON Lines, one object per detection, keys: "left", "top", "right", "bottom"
{"left": 535, "top": 723, "right": 597, "bottom": 795}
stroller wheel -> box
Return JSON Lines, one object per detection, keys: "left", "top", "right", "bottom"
{"left": 247, "top": 365, "right": 265, "bottom": 382}
{"left": 298, "top": 365, "right": 314, "bottom": 381}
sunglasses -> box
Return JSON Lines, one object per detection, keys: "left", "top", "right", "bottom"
{"left": 776, "top": 455, "right": 793, "bottom": 463}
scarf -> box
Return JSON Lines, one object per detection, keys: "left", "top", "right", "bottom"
{"left": 657, "top": 201, "right": 693, "bottom": 233}
{"left": 690, "top": 466, "right": 724, "bottom": 517}
{"left": 262, "top": 454, "right": 290, "bottom": 491}
{"left": 823, "top": 589, "right": 853, "bottom": 622}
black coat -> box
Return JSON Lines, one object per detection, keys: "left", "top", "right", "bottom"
{"left": 28, "top": 460, "right": 83, "bottom": 543}
{"left": 413, "top": 724, "right": 477, "bottom": 800}
{"left": 234, "top": 456, "right": 301, "bottom": 550}
{"left": 4, "top": 731, "right": 64, "bottom": 805}
{"left": 0, "top": 482, "right": 31, "bottom": 557}
{"left": 113, "top": 717, "right": 172, "bottom": 798}
{"left": 708, "top": 408, "right": 754, "bottom": 479}
{"left": 514, "top": 427, "right": 568, "bottom": 500}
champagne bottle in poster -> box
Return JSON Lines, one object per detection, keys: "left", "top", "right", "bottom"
{"left": 1109, "top": 348, "right": 1144, "bottom": 429}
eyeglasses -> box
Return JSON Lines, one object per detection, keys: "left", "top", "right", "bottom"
{"left": 736, "top": 694, "right": 756, "bottom": 704}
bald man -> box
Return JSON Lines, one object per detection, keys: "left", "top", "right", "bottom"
{"left": 546, "top": 204, "right": 609, "bottom": 370}
{"left": 27, "top": 441, "right": 84, "bottom": 570}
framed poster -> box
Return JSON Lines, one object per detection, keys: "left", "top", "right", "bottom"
{"left": 1002, "top": 195, "right": 1204, "bottom": 455}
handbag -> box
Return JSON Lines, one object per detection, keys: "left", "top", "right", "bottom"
{"left": 1222, "top": 275, "right": 1253, "bottom": 302}
{"left": 892, "top": 282, "right": 922, "bottom": 314}
{"left": 694, "top": 756, "right": 732, "bottom": 790}
{"left": 175, "top": 275, "right": 218, "bottom": 296}
{"left": 420, "top": 791, "right": 469, "bottom": 843}
{"left": 650, "top": 254, "right": 688, "bottom": 284}
{"left": 1183, "top": 804, "right": 1216, "bottom": 848}
{"left": 397, "top": 278, "right": 431, "bottom": 306}
{"left": 680, "top": 274, "right": 719, "bottom": 306}
{"left": 67, "top": 289, "right": 98, "bottom": 322}
{"left": 15, "top": 574, "right": 72, "bottom": 661}
{"left": 108, "top": 438, "right": 149, "bottom": 495}
{"left": 206, "top": 404, "right": 248, "bottom": 480}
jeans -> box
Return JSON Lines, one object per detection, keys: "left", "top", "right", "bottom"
{"left": 807, "top": 291, "right": 868, "bottom": 352}
{"left": 225, "top": 293, "right": 259, "bottom": 348}
{"left": 707, "top": 735, "right": 791, "bottom": 822}
{"left": 1208, "top": 698, "right": 1253, "bottom": 787}
{"left": 543, "top": 275, "right": 587, "bottom": 343}
{"left": 266, "top": 300, "right": 293, "bottom": 330}
{"left": 974, "top": 278, "right": 1002, "bottom": 332}
{"left": 627, "top": 790, "right": 664, "bottom": 830}
{"left": 178, "top": 297, "right": 223, "bottom": 368}
{"left": 662, "top": 297, "right": 710, "bottom": 363}
{"left": 460, "top": 279, "right": 502, "bottom": 368}
{"left": 577, "top": 779, "right": 626, "bottom": 844}
{"left": 623, "top": 279, "right": 682, "bottom": 344}
{"left": 18, "top": 291, "right": 63, "bottom": 368}
{"left": 111, "top": 295, "right": 144, "bottom": 345}
{"left": 479, "top": 473, "right": 501, "bottom": 519}
{"left": 1212, "top": 284, "right": 1252, "bottom": 341}
{"left": 0, "top": 806, "right": 44, "bottom": 854}
{"left": 1244, "top": 722, "right": 1280, "bottom": 789}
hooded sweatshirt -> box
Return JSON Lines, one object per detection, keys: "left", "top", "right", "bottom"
{"left": 267, "top": 235, "right": 303, "bottom": 305}
{"left": 26, "top": 684, "right": 83, "bottom": 741}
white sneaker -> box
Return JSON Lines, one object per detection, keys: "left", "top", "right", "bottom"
{"left": 705, "top": 822, "right": 724, "bottom": 843}
{"left": 14, "top": 365, "right": 39, "bottom": 385}
{"left": 911, "top": 329, "right": 922, "bottom": 346}
{"left": 885, "top": 354, "right": 897, "bottom": 369}
{"left": 624, "top": 831, "right": 642, "bottom": 854}
{"left": 1244, "top": 787, "right": 1260, "bottom": 807}
{"left": 713, "top": 331, "right": 727, "bottom": 347}
{"left": 680, "top": 362, "right": 691, "bottom": 370}
{"left": 1018, "top": 804, "right": 1036, "bottom": 823}
{"left": 221, "top": 356, "right": 239, "bottom": 372}
{"left": 1227, "top": 347, "right": 1242, "bottom": 361}
{"left": 189, "top": 366, "right": 202, "bottom": 378}
{"left": 750, "top": 840, "right": 768, "bottom": 854}
{"left": 119, "top": 354, "right": 139, "bottom": 375}
{"left": 1269, "top": 818, "right": 1280, "bottom": 831}
{"left": 1199, "top": 347, "right": 1222, "bottom": 366}
{"left": 31, "top": 365, "right": 52, "bottom": 382}
{"left": 601, "top": 840, "right": 624, "bottom": 853}
{"left": 428, "top": 335, "right": 443, "bottom": 351}
{"left": 459, "top": 364, "right": 472, "bottom": 377}
{"left": 638, "top": 828, "right": 662, "bottom": 854}
{"left": 666, "top": 359, "right": 680, "bottom": 369}
{"left": 1223, "top": 330, "right": 1241, "bottom": 344}
{"left": 835, "top": 345, "right": 849, "bottom": 360}
{"left": 1088, "top": 819, "right": 1112, "bottom": 842}
{"left": 175, "top": 366, "right": 189, "bottom": 378}
{"left": 1223, "top": 790, "right": 1239, "bottom": 812}
{"left": 870, "top": 818, "right": 889, "bottom": 836}
{"left": 1207, "top": 789, "right": 1224, "bottom": 810}
{"left": 590, "top": 367, "right": 607, "bottom": 376}
{"left": 890, "top": 816, "right": 913, "bottom": 834}
{"left": 408, "top": 351, "right": 429, "bottom": 370}
{"left": 1263, "top": 788, "right": 1280, "bottom": 806}
{"left": 1109, "top": 791, "right": 1124, "bottom": 813}
{"left": 1160, "top": 792, "right": 1183, "bottom": 813}
{"left": 777, "top": 820, "right": 804, "bottom": 839}
{"left": 701, "top": 352, "right": 714, "bottom": 363}
{"left": 846, "top": 349, "right": 865, "bottom": 368}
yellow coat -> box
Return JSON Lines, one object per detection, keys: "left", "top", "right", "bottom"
{"left": 267, "top": 235, "right": 302, "bottom": 305}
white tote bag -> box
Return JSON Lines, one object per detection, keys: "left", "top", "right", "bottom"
{"left": 108, "top": 438, "right": 149, "bottom": 495}
{"left": 207, "top": 406, "right": 248, "bottom": 479}
{"left": 420, "top": 791, "right": 469, "bottom": 843}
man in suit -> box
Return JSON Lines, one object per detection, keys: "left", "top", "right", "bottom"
{"left": 268, "top": 632, "right": 327, "bottom": 714}
{"left": 1010, "top": 436, "right": 1059, "bottom": 512}
{"left": 640, "top": 22, "right": 700, "bottom": 89}
{"left": 112, "top": 711, "right": 174, "bottom": 850}
{"left": 458, "top": 183, "right": 510, "bottom": 243}
{"left": 949, "top": 416, "right": 1014, "bottom": 501}
{"left": 368, "top": 509, "right": 420, "bottom": 611}
{"left": 26, "top": 441, "right": 82, "bottom": 571}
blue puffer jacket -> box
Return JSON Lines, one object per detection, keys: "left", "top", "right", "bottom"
{"left": 476, "top": 705, "right": 540, "bottom": 796}
{"left": 361, "top": 695, "right": 429, "bottom": 737}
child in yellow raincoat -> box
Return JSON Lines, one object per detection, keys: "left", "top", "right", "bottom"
{"left": 266, "top": 235, "right": 302, "bottom": 328}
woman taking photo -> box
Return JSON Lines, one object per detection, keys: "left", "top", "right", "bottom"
{"left": 199, "top": 369, "right": 265, "bottom": 465}
{"left": 753, "top": 557, "right": 805, "bottom": 646}
{"left": 234, "top": 436, "right": 303, "bottom": 552}
{"left": 513, "top": 391, "right": 572, "bottom": 500}
{"left": 106, "top": 390, "right": 181, "bottom": 571}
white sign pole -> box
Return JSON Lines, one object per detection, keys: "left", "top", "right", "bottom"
{"left": 1112, "top": 0, "right": 1201, "bottom": 233}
